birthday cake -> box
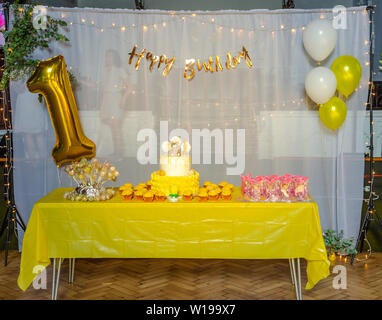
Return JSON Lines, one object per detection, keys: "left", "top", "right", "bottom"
{"left": 151, "top": 136, "right": 199, "bottom": 196}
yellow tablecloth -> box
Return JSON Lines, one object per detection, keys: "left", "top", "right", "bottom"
{"left": 18, "top": 187, "right": 330, "bottom": 291}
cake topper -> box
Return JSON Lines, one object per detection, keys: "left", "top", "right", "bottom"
{"left": 161, "top": 136, "right": 191, "bottom": 156}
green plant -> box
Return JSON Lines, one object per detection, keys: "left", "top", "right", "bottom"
{"left": 379, "top": 52, "right": 382, "bottom": 71}
{"left": 0, "top": 1, "right": 72, "bottom": 89}
{"left": 323, "top": 229, "right": 357, "bottom": 256}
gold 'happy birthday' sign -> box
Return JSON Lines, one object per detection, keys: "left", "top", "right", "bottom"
{"left": 128, "top": 45, "right": 175, "bottom": 77}
{"left": 128, "top": 45, "right": 253, "bottom": 80}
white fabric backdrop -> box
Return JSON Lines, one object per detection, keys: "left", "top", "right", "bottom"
{"left": 11, "top": 6, "right": 370, "bottom": 249}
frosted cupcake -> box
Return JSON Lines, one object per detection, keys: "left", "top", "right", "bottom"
{"left": 146, "top": 180, "right": 152, "bottom": 190}
{"left": 203, "top": 181, "right": 212, "bottom": 187}
{"left": 219, "top": 181, "right": 228, "bottom": 189}
{"left": 183, "top": 189, "right": 193, "bottom": 201}
{"left": 119, "top": 183, "right": 133, "bottom": 194}
{"left": 221, "top": 186, "right": 232, "bottom": 195}
{"left": 208, "top": 189, "right": 219, "bottom": 201}
{"left": 198, "top": 187, "right": 207, "bottom": 194}
{"left": 134, "top": 190, "right": 144, "bottom": 201}
{"left": 221, "top": 189, "right": 232, "bottom": 201}
{"left": 226, "top": 184, "right": 234, "bottom": 191}
{"left": 121, "top": 189, "right": 133, "bottom": 201}
{"left": 134, "top": 183, "right": 147, "bottom": 190}
{"left": 155, "top": 191, "right": 166, "bottom": 202}
{"left": 207, "top": 184, "right": 219, "bottom": 192}
{"left": 198, "top": 189, "right": 208, "bottom": 202}
{"left": 143, "top": 191, "right": 154, "bottom": 202}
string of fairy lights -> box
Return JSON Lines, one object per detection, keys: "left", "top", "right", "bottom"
{"left": 0, "top": 7, "right": 27, "bottom": 263}
{"left": 55, "top": 7, "right": 371, "bottom": 98}
{"left": 14, "top": 5, "right": 373, "bottom": 139}
{"left": 56, "top": 8, "right": 368, "bottom": 33}
{"left": 39, "top": 6, "right": 369, "bottom": 132}
{"left": 0, "top": 54, "right": 20, "bottom": 241}
{"left": 353, "top": 4, "right": 377, "bottom": 264}
{"left": 0, "top": 57, "right": 12, "bottom": 203}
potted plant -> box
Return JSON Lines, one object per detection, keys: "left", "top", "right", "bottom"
{"left": 323, "top": 229, "right": 357, "bottom": 265}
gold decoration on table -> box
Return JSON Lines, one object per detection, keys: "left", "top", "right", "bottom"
{"left": 27, "top": 55, "right": 96, "bottom": 166}
{"left": 63, "top": 158, "right": 119, "bottom": 201}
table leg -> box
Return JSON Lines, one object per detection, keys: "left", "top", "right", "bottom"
{"left": 53, "top": 258, "right": 62, "bottom": 300}
{"left": 290, "top": 258, "right": 300, "bottom": 300}
{"left": 51, "top": 258, "right": 56, "bottom": 300}
{"left": 69, "top": 258, "right": 75, "bottom": 284}
{"left": 297, "top": 258, "right": 302, "bottom": 300}
{"left": 68, "top": 258, "right": 72, "bottom": 283}
{"left": 288, "top": 259, "right": 295, "bottom": 286}
{"left": 72, "top": 258, "right": 75, "bottom": 283}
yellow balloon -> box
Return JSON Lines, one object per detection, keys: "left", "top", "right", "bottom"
{"left": 319, "top": 97, "right": 347, "bottom": 130}
{"left": 27, "top": 55, "right": 96, "bottom": 166}
{"left": 330, "top": 55, "right": 362, "bottom": 98}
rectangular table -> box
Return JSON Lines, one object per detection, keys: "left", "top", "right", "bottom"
{"left": 18, "top": 187, "right": 330, "bottom": 299}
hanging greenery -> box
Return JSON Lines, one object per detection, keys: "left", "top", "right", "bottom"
{"left": 0, "top": 1, "right": 74, "bottom": 89}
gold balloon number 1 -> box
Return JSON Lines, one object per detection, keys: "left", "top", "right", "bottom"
{"left": 27, "top": 55, "right": 96, "bottom": 166}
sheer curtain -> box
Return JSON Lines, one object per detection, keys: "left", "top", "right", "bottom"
{"left": 11, "top": 6, "right": 369, "bottom": 249}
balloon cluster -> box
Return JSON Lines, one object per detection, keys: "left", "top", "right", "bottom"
{"left": 63, "top": 158, "right": 119, "bottom": 201}
{"left": 303, "top": 19, "right": 362, "bottom": 131}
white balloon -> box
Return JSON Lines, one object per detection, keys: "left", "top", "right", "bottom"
{"left": 303, "top": 19, "right": 337, "bottom": 62}
{"left": 305, "top": 67, "right": 337, "bottom": 105}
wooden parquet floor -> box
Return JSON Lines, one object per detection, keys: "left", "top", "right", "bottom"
{"left": 1, "top": 251, "right": 382, "bottom": 300}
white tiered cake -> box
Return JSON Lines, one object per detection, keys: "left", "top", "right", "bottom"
{"left": 151, "top": 137, "right": 199, "bottom": 196}
{"left": 159, "top": 155, "right": 192, "bottom": 176}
